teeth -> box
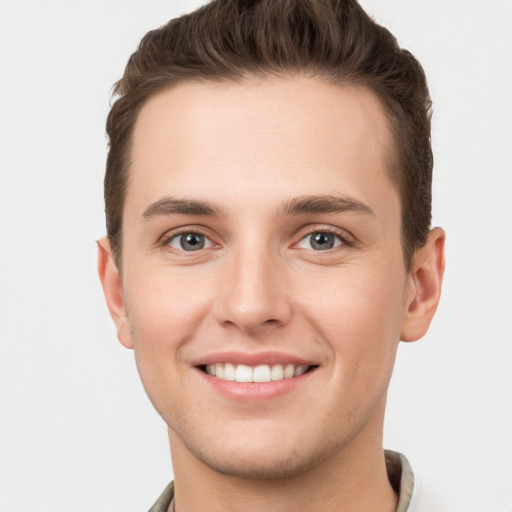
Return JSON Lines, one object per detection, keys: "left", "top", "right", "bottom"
{"left": 253, "top": 365, "right": 271, "bottom": 383}
{"left": 284, "top": 364, "right": 295, "bottom": 379}
{"left": 294, "top": 365, "right": 308, "bottom": 377}
{"left": 204, "top": 363, "right": 311, "bottom": 383}
{"left": 235, "top": 364, "right": 252, "bottom": 383}
{"left": 271, "top": 364, "right": 284, "bottom": 381}
{"left": 224, "top": 363, "right": 236, "bottom": 381}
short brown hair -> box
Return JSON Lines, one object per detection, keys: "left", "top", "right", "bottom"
{"left": 105, "top": 0, "right": 433, "bottom": 269}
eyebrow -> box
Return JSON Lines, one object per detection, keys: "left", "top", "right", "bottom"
{"left": 141, "top": 194, "right": 375, "bottom": 221}
{"left": 279, "top": 195, "right": 375, "bottom": 217}
{"left": 141, "top": 197, "right": 225, "bottom": 221}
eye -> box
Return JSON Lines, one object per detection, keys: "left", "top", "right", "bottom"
{"left": 297, "top": 231, "right": 344, "bottom": 251}
{"left": 167, "top": 232, "right": 213, "bottom": 252}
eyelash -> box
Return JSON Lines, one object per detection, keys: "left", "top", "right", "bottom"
{"left": 160, "top": 228, "right": 216, "bottom": 253}
{"left": 159, "top": 226, "right": 354, "bottom": 254}
{"left": 295, "top": 227, "right": 354, "bottom": 251}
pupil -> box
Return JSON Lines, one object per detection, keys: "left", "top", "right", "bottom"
{"left": 181, "top": 233, "right": 204, "bottom": 251}
{"left": 312, "top": 232, "right": 334, "bottom": 250}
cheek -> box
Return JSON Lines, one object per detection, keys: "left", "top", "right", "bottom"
{"left": 298, "top": 263, "right": 407, "bottom": 375}
{"left": 123, "top": 267, "right": 216, "bottom": 418}
{"left": 124, "top": 266, "right": 215, "bottom": 354}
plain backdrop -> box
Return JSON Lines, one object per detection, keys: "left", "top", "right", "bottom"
{"left": 0, "top": 1, "right": 511, "bottom": 511}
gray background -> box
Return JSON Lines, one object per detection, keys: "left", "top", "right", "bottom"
{"left": 0, "top": 1, "right": 511, "bottom": 510}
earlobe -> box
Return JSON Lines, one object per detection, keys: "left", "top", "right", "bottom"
{"left": 401, "top": 227, "right": 446, "bottom": 342}
{"left": 97, "top": 237, "right": 133, "bottom": 349}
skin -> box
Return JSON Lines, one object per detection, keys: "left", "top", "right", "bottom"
{"left": 98, "top": 76, "right": 445, "bottom": 512}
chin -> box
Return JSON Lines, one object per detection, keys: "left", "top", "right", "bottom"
{"left": 191, "top": 444, "right": 331, "bottom": 480}
{"left": 174, "top": 422, "right": 343, "bottom": 481}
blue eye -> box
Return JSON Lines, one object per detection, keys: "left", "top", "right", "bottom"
{"left": 297, "top": 232, "right": 343, "bottom": 251}
{"left": 168, "top": 233, "right": 212, "bottom": 251}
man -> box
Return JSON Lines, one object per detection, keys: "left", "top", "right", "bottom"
{"left": 97, "top": 1, "right": 445, "bottom": 511}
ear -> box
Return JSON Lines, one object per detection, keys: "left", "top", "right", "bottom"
{"left": 97, "top": 237, "right": 133, "bottom": 349}
{"left": 401, "top": 227, "right": 446, "bottom": 342}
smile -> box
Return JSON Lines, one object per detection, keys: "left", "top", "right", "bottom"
{"left": 203, "top": 363, "right": 311, "bottom": 383}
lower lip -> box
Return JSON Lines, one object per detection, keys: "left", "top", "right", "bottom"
{"left": 196, "top": 367, "right": 316, "bottom": 402}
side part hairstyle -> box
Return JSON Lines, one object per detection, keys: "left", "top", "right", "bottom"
{"left": 105, "top": 0, "right": 433, "bottom": 270}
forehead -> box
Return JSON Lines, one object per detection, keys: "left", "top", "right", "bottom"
{"left": 127, "top": 76, "right": 396, "bottom": 215}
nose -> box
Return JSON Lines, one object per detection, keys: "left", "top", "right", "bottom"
{"left": 213, "top": 245, "right": 293, "bottom": 333}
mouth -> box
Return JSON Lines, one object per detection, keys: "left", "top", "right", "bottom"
{"left": 198, "top": 363, "right": 317, "bottom": 383}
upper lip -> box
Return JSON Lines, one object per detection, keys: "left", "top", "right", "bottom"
{"left": 193, "top": 351, "right": 317, "bottom": 367}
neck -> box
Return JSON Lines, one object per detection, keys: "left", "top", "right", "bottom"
{"left": 168, "top": 415, "right": 397, "bottom": 512}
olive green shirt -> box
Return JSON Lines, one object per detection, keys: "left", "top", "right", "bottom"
{"left": 148, "top": 450, "right": 415, "bottom": 512}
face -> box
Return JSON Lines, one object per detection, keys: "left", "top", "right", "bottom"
{"left": 101, "top": 76, "right": 430, "bottom": 479}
